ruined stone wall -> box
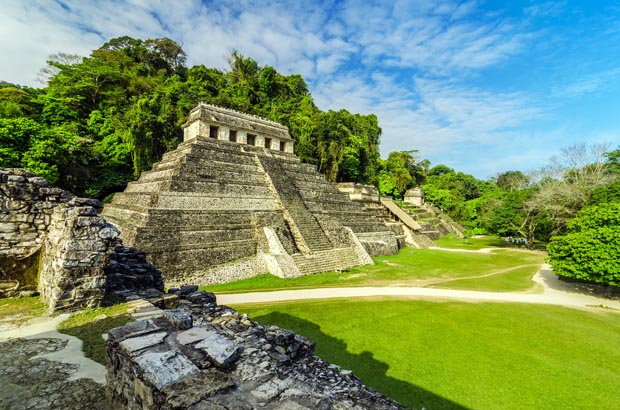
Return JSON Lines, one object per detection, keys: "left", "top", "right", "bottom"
{"left": 38, "top": 197, "right": 119, "bottom": 310}
{"left": 106, "top": 291, "right": 405, "bottom": 410}
{"left": 1, "top": 168, "right": 71, "bottom": 295}
{"left": 1, "top": 167, "right": 164, "bottom": 310}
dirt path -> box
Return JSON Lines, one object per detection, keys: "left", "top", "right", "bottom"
{"left": 219, "top": 263, "right": 620, "bottom": 311}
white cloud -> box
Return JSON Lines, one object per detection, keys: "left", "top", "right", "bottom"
{"left": 551, "top": 68, "right": 620, "bottom": 99}
{"left": 2, "top": 0, "right": 611, "bottom": 179}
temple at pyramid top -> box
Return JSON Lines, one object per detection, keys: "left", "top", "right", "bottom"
{"left": 182, "top": 103, "right": 295, "bottom": 153}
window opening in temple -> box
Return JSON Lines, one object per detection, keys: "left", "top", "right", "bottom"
{"left": 247, "top": 134, "right": 256, "bottom": 146}
{"left": 229, "top": 130, "right": 237, "bottom": 142}
{"left": 209, "top": 126, "right": 219, "bottom": 139}
{"left": 265, "top": 138, "right": 272, "bottom": 149}
{"left": 280, "top": 141, "right": 286, "bottom": 151}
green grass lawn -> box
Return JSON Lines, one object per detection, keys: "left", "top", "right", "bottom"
{"left": 435, "top": 234, "right": 547, "bottom": 251}
{"left": 236, "top": 299, "right": 620, "bottom": 410}
{"left": 0, "top": 297, "right": 46, "bottom": 325}
{"left": 205, "top": 240, "right": 545, "bottom": 294}
{"left": 435, "top": 234, "right": 509, "bottom": 250}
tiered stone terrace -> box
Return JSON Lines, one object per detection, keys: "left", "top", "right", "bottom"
{"left": 103, "top": 105, "right": 399, "bottom": 285}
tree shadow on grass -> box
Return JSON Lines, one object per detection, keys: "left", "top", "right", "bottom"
{"left": 251, "top": 311, "right": 471, "bottom": 410}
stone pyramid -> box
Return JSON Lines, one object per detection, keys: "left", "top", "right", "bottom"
{"left": 103, "top": 104, "right": 400, "bottom": 286}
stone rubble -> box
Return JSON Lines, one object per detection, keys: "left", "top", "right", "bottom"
{"left": 0, "top": 338, "right": 109, "bottom": 410}
{"left": 106, "top": 291, "right": 406, "bottom": 410}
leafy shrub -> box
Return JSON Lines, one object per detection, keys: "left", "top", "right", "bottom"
{"left": 547, "top": 203, "right": 620, "bottom": 286}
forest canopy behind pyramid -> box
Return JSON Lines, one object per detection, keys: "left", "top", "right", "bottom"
{"left": 0, "top": 36, "right": 382, "bottom": 199}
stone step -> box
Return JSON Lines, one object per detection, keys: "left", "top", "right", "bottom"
{"left": 154, "top": 193, "right": 277, "bottom": 211}
{"left": 297, "top": 189, "right": 352, "bottom": 203}
{"left": 125, "top": 180, "right": 171, "bottom": 193}
{"left": 275, "top": 161, "right": 319, "bottom": 174}
{"left": 304, "top": 198, "right": 365, "bottom": 212}
{"left": 290, "top": 179, "right": 337, "bottom": 192}
{"left": 179, "top": 155, "right": 264, "bottom": 175}
{"left": 160, "top": 145, "right": 193, "bottom": 161}
{"left": 345, "top": 222, "right": 397, "bottom": 233}
{"left": 285, "top": 178, "right": 343, "bottom": 193}
{"left": 179, "top": 163, "right": 266, "bottom": 185}
{"left": 102, "top": 203, "right": 149, "bottom": 225}
{"left": 283, "top": 169, "right": 327, "bottom": 182}
{"left": 137, "top": 238, "right": 257, "bottom": 254}
{"left": 109, "top": 192, "right": 158, "bottom": 208}
{"left": 409, "top": 232, "right": 436, "bottom": 248}
{"left": 178, "top": 136, "right": 250, "bottom": 153}
{"left": 137, "top": 167, "right": 179, "bottom": 183}
{"left": 145, "top": 209, "right": 255, "bottom": 226}
{"left": 292, "top": 248, "right": 362, "bottom": 275}
{"left": 268, "top": 150, "right": 300, "bottom": 162}
{"left": 147, "top": 241, "right": 257, "bottom": 275}
{"left": 257, "top": 155, "right": 334, "bottom": 253}
{"left": 420, "top": 230, "right": 441, "bottom": 241}
{"left": 169, "top": 179, "right": 271, "bottom": 197}
{"left": 181, "top": 144, "right": 259, "bottom": 166}
{"left": 135, "top": 226, "right": 255, "bottom": 244}
{"left": 185, "top": 138, "right": 260, "bottom": 159}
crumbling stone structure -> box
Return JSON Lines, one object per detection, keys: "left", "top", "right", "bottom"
{"left": 404, "top": 187, "right": 425, "bottom": 207}
{"left": 106, "top": 289, "right": 405, "bottom": 409}
{"left": 104, "top": 104, "right": 401, "bottom": 285}
{"left": 0, "top": 168, "right": 163, "bottom": 311}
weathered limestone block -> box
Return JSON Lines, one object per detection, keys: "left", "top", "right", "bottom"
{"left": 106, "top": 293, "right": 406, "bottom": 409}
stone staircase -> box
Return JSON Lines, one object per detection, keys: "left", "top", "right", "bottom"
{"left": 398, "top": 202, "right": 463, "bottom": 239}
{"left": 273, "top": 159, "right": 400, "bottom": 256}
{"left": 291, "top": 247, "right": 365, "bottom": 275}
{"left": 256, "top": 155, "right": 333, "bottom": 253}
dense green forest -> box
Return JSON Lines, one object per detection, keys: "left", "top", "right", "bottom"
{"left": 1, "top": 37, "right": 619, "bottom": 287}
{"left": 0, "top": 37, "right": 381, "bottom": 198}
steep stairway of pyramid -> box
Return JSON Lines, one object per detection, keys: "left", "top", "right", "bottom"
{"left": 256, "top": 155, "right": 334, "bottom": 253}
{"left": 291, "top": 248, "right": 366, "bottom": 275}
{"left": 273, "top": 158, "right": 398, "bottom": 237}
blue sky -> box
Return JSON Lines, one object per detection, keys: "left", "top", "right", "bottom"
{"left": 1, "top": 0, "right": 619, "bottom": 179}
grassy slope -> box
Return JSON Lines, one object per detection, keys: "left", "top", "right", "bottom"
{"left": 237, "top": 299, "right": 620, "bottom": 410}
{"left": 206, "top": 238, "right": 545, "bottom": 294}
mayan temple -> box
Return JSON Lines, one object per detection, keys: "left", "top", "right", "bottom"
{"left": 103, "top": 103, "right": 402, "bottom": 285}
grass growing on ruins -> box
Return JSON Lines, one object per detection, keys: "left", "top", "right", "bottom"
{"left": 206, "top": 243, "right": 545, "bottom": 294}
{"left": 236, "top": 299, "right": 620, "bottom": 410}
{"left": 0, "top": 297, "right": 46, "bottom": 325}
{"left": 58, "top": 303, "right": 132, "bottom": 364}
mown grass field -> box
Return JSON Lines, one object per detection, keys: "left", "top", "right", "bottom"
{"left": 205, "top": 237, "right": 545, "bottom": 294}
{"left": 236, "top": 299, "right": 620, "bottom": 410}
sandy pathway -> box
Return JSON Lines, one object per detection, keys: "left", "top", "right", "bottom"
{"left": 219, "top": 263, "right": 620, "bottom": 311}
